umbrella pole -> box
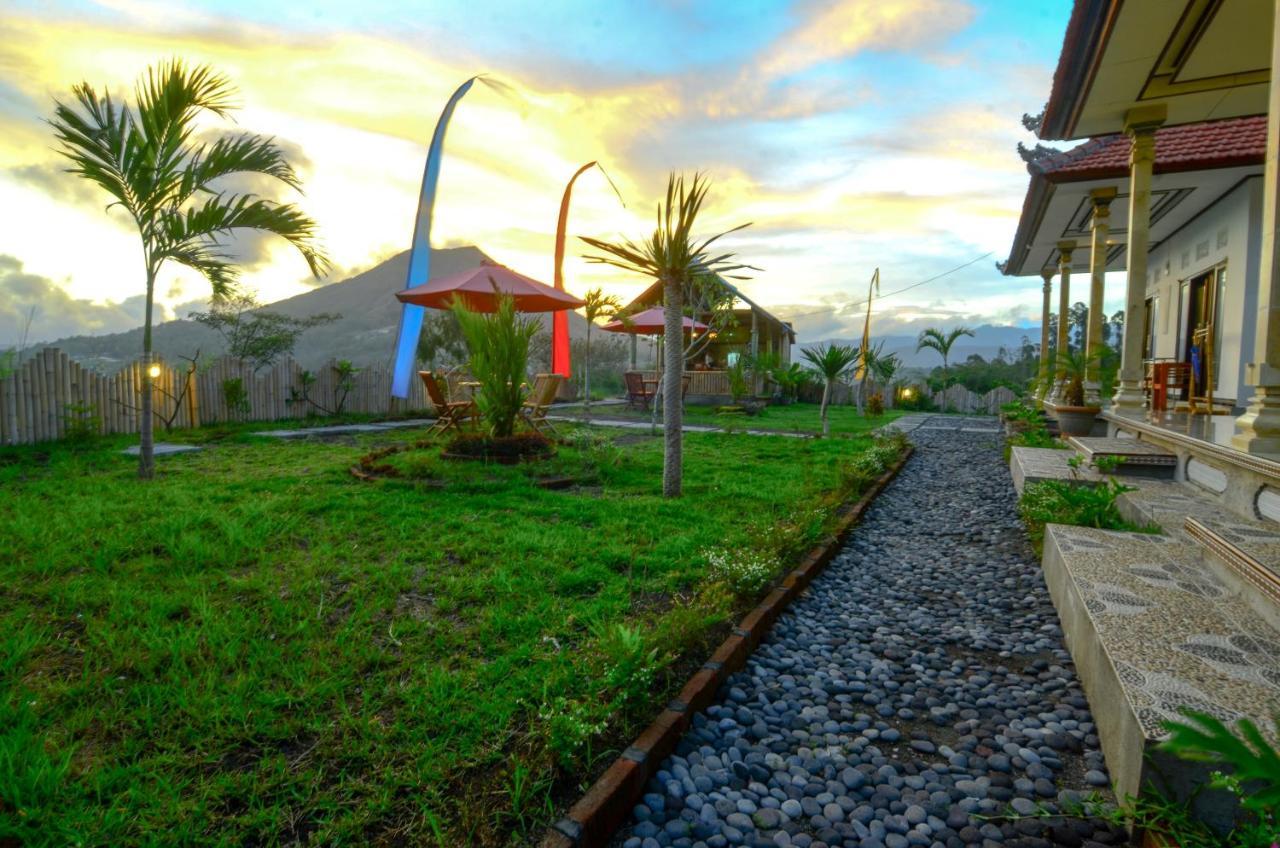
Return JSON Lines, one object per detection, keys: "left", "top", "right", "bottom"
{"left": 652, "top": 334, "right": 663, "bottom": 435}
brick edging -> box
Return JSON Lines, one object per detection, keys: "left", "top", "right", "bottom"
{"left": 540, "top": 445, "right": 916, "bottom": 848}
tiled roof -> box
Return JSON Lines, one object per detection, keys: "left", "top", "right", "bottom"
{"left": 1030, "top": 115, "right": 1267, "bottom": 182}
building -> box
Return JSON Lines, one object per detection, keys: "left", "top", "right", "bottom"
{"left": 1002, "top": 0, "right": 1279, "bottom": 829}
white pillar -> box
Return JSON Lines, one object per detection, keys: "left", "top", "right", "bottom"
{"left": 1113, "top": 106, "right": 1165, "bottom": 409}
{"left": 1085, "top": 188, "right": 1116, "bottom": 403}
{"left": 1233, "top": 1, "right": 1280, "bottom": 455}
{"left": 1052, "top": 241, "right": 1075, "bottom": 403}
{"left": 1039, "top": 269, "right": 1053, "bottom": 399}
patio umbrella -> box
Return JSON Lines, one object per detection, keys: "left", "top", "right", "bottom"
{"left": 601, "top": 307, "right": 708, "bottom": 335}
{"left": 395, "top": 261, "right": 586, "bottom": 313}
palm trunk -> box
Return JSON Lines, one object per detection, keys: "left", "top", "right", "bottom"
{"left": 820, "top": 379, "right": 831, "bottom": 438}
{"left": 662, "top": 277, "right": 683, "bottom": 497}
{"left": 138, "top": 270, "right": 156, "bottom": 480}
{"left": 857, "top": 373, "right": 868, "bottom": 415}
{"left": 584, "top": 324, "right": 592, "bottom": 418}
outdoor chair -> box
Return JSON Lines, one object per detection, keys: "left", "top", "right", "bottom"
{"left": 624, "top": 371, "right": 654, "bottom": 410}
{"left": 521, "top": 373, "right": 565, "bottom": 438}
{"left": 420, "top": 371, "right": 477, "bottom": 436}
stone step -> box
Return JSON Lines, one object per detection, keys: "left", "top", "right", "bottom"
{"left": 1115, "top": 480, "right": 1226, "bottom": 534}
{"left": 1185, "top": 515, "right": 1280, "bottom": 630}
{"left": 1066, "top": 436, "right": 1177, "bottom": 479}
{"left": 1009, "top": 445, "right": 1101, "bottom": 495}
{"left": 1041, "top": 523, "right": 1280, "bottom": 830}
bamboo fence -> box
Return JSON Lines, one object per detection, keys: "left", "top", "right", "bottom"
{"left": 0, "top": 348, "right": 431, "bottom": 446}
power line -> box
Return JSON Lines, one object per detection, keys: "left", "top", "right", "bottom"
{"left": 787, "top": 251, "right": 994, "bottom": 321}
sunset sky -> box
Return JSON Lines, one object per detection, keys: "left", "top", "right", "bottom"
{"left": 0, "top": 0, "right": 1115, "bottom": 346}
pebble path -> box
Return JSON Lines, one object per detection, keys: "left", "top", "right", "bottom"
{"left": 618, "top": 417, "right": 1128, "bottom": 848}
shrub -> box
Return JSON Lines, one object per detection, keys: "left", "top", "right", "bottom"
{"left": 451, "top": 294, "right": 539, "bottom": 439}
{"left": 704, "top": 547, "right": 781, "bottom": 598}
{"left": 62, "top": 401, "right": 101, "bottom": 443}
{"left": 1018, "top": 478, "right": 1157, "bottom": 552}
{"left": 221, "top": 377, "right": 250, "bottom": 419}
{"left": 866, "top": 393, "right": 884, "bottom": 417}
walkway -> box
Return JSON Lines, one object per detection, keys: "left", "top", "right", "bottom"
{"left": 619, "top": 417, "right": 1126, "bottom": 848}
{"left": 546, "top": 414, "right": 812, "bottom": 438}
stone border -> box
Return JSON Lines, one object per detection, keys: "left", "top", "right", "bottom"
{"left": 539, "top": 446, "right": 915, "bottom": 848}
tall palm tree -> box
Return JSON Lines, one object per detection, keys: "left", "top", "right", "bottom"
{"left": 916, "top": 326, "right": 975, "bottom": 408}
{"left": 582, "top": 173, "right": 752, "bottom": 497}
{"left": 801, "top": 343, "right": 860, "bottom": 437}
{"left": 580, "top": 287, "right": 623, "bottom": 417}
{"left": 50, "top": 60, "right": 328, "bottom": 478}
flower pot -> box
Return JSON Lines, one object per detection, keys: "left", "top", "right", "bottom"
{"left": 1052, "top": 404, "right": 1100, "bottom": 437}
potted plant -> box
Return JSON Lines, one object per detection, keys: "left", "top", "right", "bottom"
{"left": 1051, "top": 349, "right": 1101, "bottom": 437}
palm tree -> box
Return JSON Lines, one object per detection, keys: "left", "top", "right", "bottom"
{"left": 856, "top": 342, "right": 900, "bottom": 414}
{"left": 580, "top": 287, "right": 623, "bottom": 417}
{"left": 916, "top": 326, "right": 975, "bottom": 408}
{"left": 582, "top": 173, "right": 752, "bottom": 497}
{"left": 50, "top": 60, "right": 327, "bottom": 478}
{"left": 801, "top": 343, "right": 860, "bottom": 437}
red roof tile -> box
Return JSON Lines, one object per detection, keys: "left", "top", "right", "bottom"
{"left": 1031, "top": 115, "right": 1267, "bottom": 182}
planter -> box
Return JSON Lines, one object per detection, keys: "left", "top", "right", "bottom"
{"left": 1052, "top": 404, "right": 1100, "bottom": 437}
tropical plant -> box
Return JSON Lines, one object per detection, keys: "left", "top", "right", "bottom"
{"left": 190, "top": 293, "right": 337, "bottom": 371}
{"left": 857, "top": 342, "right": 899, "bottom": 414}
{"left": 769, "top": 362, "right": 811, "bottom": 404}
{"left": 801, "top": 343, "right": 860, "bottom": 437}
{"left": 725, "top": 357, "right": 750, "bottom": 403}
{"left": 1053, "top": 347, "right": 1100, "bottom": 407}
{"left": 916, "top": 326, "right": 975, "bottom": 406}
{"left": 582, "top": 173, "right": 753, "bottom": 497}
{"left": 581, "top": 287, "right": 624, "bottom": 416}
{"left": 50, "top": 60, "right": 328, "bottom": 478}
{"left": 451, "top": 293, "right": 539, "bottom": 439}
{"left": 1155, "top": 711, "right": 1280, "bottom": 846}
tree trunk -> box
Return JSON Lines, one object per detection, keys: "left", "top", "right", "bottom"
{"left": 584, "top": 324, "right": 592, "bottom": 419}
{"left": 662, "top": 277, "right": 683, "bottom": 497}
{"left": 138, "top": 270, "right": 156, "bottom": 480}
{"left": 820, "top": 379, "right": 831, "bottom": 438}
{"left": 857, "top": 373, "right": 868, "bottom": 415}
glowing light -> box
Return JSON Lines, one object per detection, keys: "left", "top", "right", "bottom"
{"left": 902, "top": 387, "right": 914, "bottom": 399}
{"left": 147, "top": 363, "right": 161, "bottom": 379}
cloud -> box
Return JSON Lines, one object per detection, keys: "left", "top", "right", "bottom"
{"left": 760, "top": 0, "right": 976, "bottom": 78}
{"left": 0, "top": 255, "right": 153, "bottom": 345}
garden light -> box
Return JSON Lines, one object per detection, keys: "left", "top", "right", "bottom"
{"left": 147, "top": 363, "right": 161, "bottom": 379}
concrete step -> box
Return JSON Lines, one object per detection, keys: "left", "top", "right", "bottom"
{"left": 1185, "top": 515, "right": 1280, "bottom": 629}
{"left": 1009, "top": 445, "right": 1101, "bottom": 495}
{"left": 1066, "top": 436, "right": 1177, "bottom": 480}
{"left": 1042, "top": 523, "right": 1280, "bottom": 830}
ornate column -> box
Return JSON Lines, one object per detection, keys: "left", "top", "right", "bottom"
{"left": 1085, "top": 187, "right": 1117, "bottom": 403}
{"left": 1233, "top": 3, "right": 1280, "bottom": 455}
{"left": 1039, "top": 269, "right": 1054, "bottom": 399}
{"left": 1052, "top": 241, "right": 1075, "bottom": 403}
{"left": 1113, "top": 106, "right": 1165, "bottom": 409}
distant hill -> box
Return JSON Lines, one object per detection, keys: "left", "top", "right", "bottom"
{"left": 805, "top": 324, "right": 1040, "bottom": 369}
{"left": 36, "top": 246, "right": 644, "bottom": 371}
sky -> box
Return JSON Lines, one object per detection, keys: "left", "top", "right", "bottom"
{"left": 0, "top": 0, "right": 1123, "bottom": 346}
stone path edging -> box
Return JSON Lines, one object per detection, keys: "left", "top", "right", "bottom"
{"left": 540, "top": 446, "right": 916, "bottom": 848}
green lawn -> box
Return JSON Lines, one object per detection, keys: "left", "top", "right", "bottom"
{"left": 0, "top": 421, "right": 901, "bottom": 846}
{"left": 564, "top": 400, "right": 905, "bottom": 436}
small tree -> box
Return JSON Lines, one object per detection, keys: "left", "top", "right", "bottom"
{"left": 583, "top": 173, "right": 753, "bottom": 497}
{"left": 450, "top": 294, "right": 539, "bottom": 439}
{"left": 190, "top": 292, "right": 338, "bottom": 371}
{"left": 916, "top": 326, "right": 975, "bottom": 408}
{"left": 580, "top": 287, "right": 624, "bottom": 417}
{"left": 801, "top": 343, "right": 860, "bottom": 437}
{"left": 50, "top": 60, "right": 328, "bottom": 478}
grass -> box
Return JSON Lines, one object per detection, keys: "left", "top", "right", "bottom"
{"left": 563, "top": 400, "right": 904, "bottom": 437}
{"left": 0, "top": 419, "right": 903, "bottom": 846}
{"left": 1017, "top": 478, "right": 1161, "bottom": 554}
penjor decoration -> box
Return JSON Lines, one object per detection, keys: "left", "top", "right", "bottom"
{"left": 390, "top": 77, "right": 480, "bottom": 399}
{"left": 551, "top": 162, "right": 624, "bottom": 377}
{"left": 855, "top": 267, "right": 880, "bottom": 382}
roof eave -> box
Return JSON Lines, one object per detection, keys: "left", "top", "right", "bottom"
{"left": 1002, "top": 173, "right": 1055, "bottom": 278}
{"left": 1039, "top": 0, "right": 1121, "bottom": 141}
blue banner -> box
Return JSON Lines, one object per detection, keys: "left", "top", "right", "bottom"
{"left": 390, "top": 77, "right": 478, "bottom": 398}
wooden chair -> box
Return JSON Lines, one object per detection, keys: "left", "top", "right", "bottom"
{"left": 420, "top": 371, "right": 476, "bottom": 436}
{"left": 521, "top": 373, "right": 565, "bottom": 438}
{"left": 624, "top": 371, "right": 653, "bottom": 410}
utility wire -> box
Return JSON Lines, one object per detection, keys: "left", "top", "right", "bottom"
{"left": 786, "top": 251, "right": 994, "bottom": 321}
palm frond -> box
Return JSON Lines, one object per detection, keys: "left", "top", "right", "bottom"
{"left": 179, "top": 133, "right": 302, "bottom": 202}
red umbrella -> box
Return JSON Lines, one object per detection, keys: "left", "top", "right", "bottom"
{"left": 395, "top": 260, "right": 586, "bottom": 312}
{"left": 602, "top": 307, "right": 708, "bottom": 335}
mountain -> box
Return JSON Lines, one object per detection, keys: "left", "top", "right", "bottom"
{"left": 36, "top": 246, "right": 641, "bottom": 371}
{"left": 805, "top": 324, "right": 1041, "bottom": 368}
